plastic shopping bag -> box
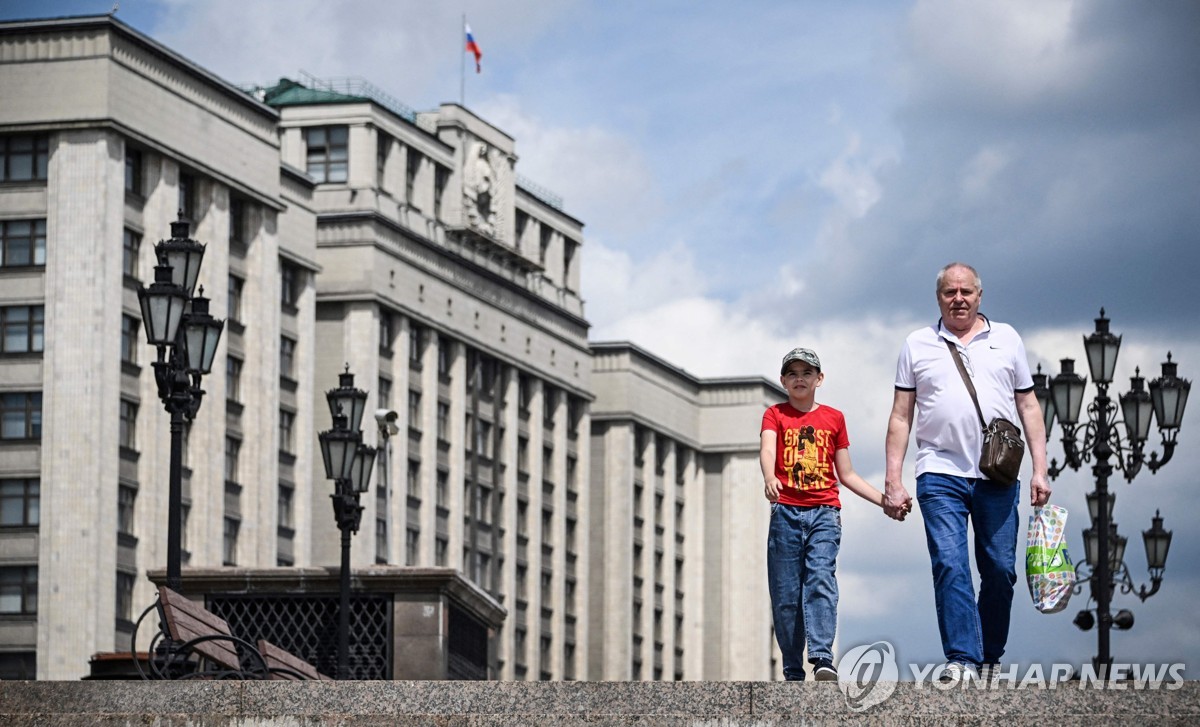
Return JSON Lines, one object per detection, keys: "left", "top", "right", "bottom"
{"left": 1025, "top": 504, "right": 1075, "bottom": 614}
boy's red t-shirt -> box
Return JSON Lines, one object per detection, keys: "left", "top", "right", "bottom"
{"left": 761, "top": 402, "right": 850, "bottom": 508}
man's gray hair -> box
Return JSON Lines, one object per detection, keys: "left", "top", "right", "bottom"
{"left": 935, "top": 262, "right": 982, "bottom": 294}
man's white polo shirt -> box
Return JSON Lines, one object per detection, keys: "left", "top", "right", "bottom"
{"left": 894, "top": 315, "right": 1034, "bottom": 479}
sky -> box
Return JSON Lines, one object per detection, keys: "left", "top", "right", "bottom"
{"left": 3, "top": 0, "right": 1199, "bottom": 678}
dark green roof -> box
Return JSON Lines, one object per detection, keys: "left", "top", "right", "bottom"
{"left": 260, "top": 78, "right": 365, "bottom": 106}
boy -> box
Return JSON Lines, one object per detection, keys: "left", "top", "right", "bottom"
{"left": 760, "top": 347, "right": 907, "bottom": 681}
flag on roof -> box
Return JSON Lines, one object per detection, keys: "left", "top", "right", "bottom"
{"left": 465, "top": 23, "right": 483, "bottom": 73}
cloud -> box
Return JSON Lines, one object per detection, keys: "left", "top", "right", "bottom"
{"left": 473, "top": 95, "right": 664, "bottom": 242}
{"left": 787, "top": 0, "right": 1200, "bottom": 336}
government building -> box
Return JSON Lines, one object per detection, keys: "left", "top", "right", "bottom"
{"left": 0, "top": 15, "right": 782, "bottom": 681}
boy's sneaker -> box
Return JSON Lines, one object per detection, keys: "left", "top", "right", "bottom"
{"left": 937, "top": 662, "right": 976, "bottom": 684}
{"left": 813, "top": 659, "right": 838, "bottom": 682}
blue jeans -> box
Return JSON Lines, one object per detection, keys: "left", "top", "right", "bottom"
{"left": 767, "top": 503, "right": 841, "bottom": 680}
{"left": 916, "top": 472, "right": 1019, "bottom": 668}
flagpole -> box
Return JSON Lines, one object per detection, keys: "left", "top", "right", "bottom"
{"left": 460, "top": 13, "right": 465, "bottom": 106}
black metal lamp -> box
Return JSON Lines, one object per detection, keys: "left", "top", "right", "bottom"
{"left": 1050, "top": 359, "right": 1087, "bottom": 426}
{"left": 1118, "top": 369, "right": 1154, "bottom": 445}
{"left": 326, "top": 367, "right": 369, "bottom": 433}
{"left": 350, "top": 443, "right": 377, "bottom": 494}
{"left": 1112, "top": 609, "right": 1135, "bottom": 630}
{"left": 156, "top": 219, "right": 207, "bottom": 297}
{"left": 181, "top": 288, "right": 224, "bottom": 375}
{"left": 1110, "top": 529, "right": 1128, "bottom": 571}
{"left": 319, "top": 410, "right": 360, "bottom": 482}
{"left": 138, "top": 264, "right": 187, "bottom": 348}
{"left": 1148, "top": 354, "right": 1191, "bottom": 431}
{"left": 1033, "top": 364, "right": 1056, "bottom": 436}
{"left": 1142, "top": 510, "right": 1172, "bottom": 576}
{"left": 1083, "top": 524, "right": 1122, "bottom": 570}
{"left": 1085, "top": 490, "right": 1115, "bottom": 527}
{"left": 1083, "top": 309, "right": 1121, "bottom": 385}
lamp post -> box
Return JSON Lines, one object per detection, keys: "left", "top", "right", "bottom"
{"left": 136, "top": 219, "right": 224, "bottom": 593}
{"left": 317, "top": 366, "right": 376, "bottom": 679}
{"left": 1035, "top": 309, "right": 1188, "bottom": 676}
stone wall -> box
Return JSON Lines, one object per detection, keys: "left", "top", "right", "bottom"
{"left": 2, "top": 680, "right": 1198, "bottom": 725}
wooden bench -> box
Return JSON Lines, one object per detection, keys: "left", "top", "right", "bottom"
{"left": 153, "top": 586, "right": 323, "bottom": 680}
{"left": 257, "top": 639, "right": 333, "bottom": 680}
{"left": 156, "top": 585, "right": 266, "bottom": 678}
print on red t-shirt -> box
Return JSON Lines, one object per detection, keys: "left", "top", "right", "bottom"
{"left": 761, "top": 403, "right": 850, "bottom": 508}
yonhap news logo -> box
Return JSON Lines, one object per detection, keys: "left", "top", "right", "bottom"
{"left": 835, "top": 641, "right": 1187, "bottom": 713}
{"left": 837, "top": 641, "right": 899, "bottom": 712}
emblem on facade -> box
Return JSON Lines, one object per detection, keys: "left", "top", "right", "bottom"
{"left": 464, "top": 141, "right": 500, "bottom": 237}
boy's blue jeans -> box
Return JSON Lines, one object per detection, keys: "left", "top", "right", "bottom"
{"left": 767, "top": 503, "right": 841, "bottom": 680}
{"left": 916, "top": 472, "right": 1019, "bottom": 668}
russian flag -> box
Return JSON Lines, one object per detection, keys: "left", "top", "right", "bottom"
{"left": 465, "top": 23, "right": 482, "bottom": 73}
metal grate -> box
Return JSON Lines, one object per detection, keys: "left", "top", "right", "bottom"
{"left": 207, "top": 594, "right": 391, "bottom": 680}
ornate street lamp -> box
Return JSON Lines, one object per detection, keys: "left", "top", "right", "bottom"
{"left": 136, "top": 219, "right": 224, "bottom": 594}
{"left": 317, "top": 367, "right": 373, "bottom": 679}
{"left": 1047, "top": 310, "right": 1187, "bottom": 678}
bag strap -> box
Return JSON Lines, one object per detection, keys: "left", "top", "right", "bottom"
{"left": 944, "top": 338, "right": 988, "bottom": 430}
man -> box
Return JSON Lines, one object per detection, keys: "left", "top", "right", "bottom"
{"left": 883, "top": 262, "right": 1050, "bottom": 681}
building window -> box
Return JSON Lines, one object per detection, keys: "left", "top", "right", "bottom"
{"left": 119, "top": 314, "right": 138, "bottom": 365}
{"left": 1, "top": 219, "right": 47, "bottom": 267}
{"left": 1, "top": 306, "right": 44, "bottom": 354}
{"left": 518, "top": 436, "right": 529, "bottom": 473}
{"left": 123, "top": 228, "right": 141, "bottom": 279}
{"left": 433, "top": 165, "right": 449, "bottom": 219}
{"left": 178, "top": 171, "right": 196, "bottom": 221}
{"left": 516, "top": 210, "right": 529, "bottom": 244}
{"left": 229, "top": 196, "right": 246, "bottom": 249}
{"left": 118, "top": 484, "right": 136, "bottom": 537}
{"left": 226, "top": 356, "right": 242, "bottom": 402}
{"left": 435, "top": 536, "right": 448, "bottom": 566}
{"left": 543, "top": 387, "right": 557, "bottom": 429}
{"left": 0, "top": 652, "right": 36, "bottom": 680}
{"left": 437, "top": 336, "right": 452, "bottom": 378}
{"left": 280, "top": 261, "right": 303, "bottom": 308}
{"left": 0, "top": 566, "right": 37, "bottom": 614}
{"left": 222, "top": 517, "right": 239, "bottom": 565}
{"left": 539, "top": 224, "right": 552, "bottom": 266}
{"left": 474, "top": 419, "right": 493, "bottom": 460}
{"left": 376, "top": 376, "right": 391, "bottom": 410}
{"left": 379, "top": 310, "right": 394, "bottom": 354}
{"left": 436, "top": 401, "right": 450, "bottom": 442}
{"left": 280, "top": 336, "right": 296, "bottom": 379}
{"left": 116, "top": 572, "right": 136, "bottom": 623}
{"left": 278, "top": 484, "right": 294, "bottom": 531}
{"left": 225, "top": 436, "right": 241, "bottom": 484}
{"left": 125, "top": 146, "right": 142, "bottom": 198}
{"left": 407, "top": 459, "right": 421, "bottom": 498}
{"left": 305, "top": 126, "right": 348, "bottom": 184}
{"left": 405, "top": 149, "right": 420, "bottom": 205}
{"left": 0, "top": 478, "right": 39, "bottom": 527}
{"left": 279, "top": 409, "right": 295, "bottom": 453}
{"left": 436, "top": 469, "right": 448, "bottom": 507}
{"left": 0, "top": 134, "right": 49, "bottom": 182}
{"left": 376, "top": 134, "right": 390, "bottom": 189}
{"left": 518, "top": 374, "right": 532, "bottom": 415}
{"left": 0, "top": 393, "right": 41, "bottom": 440}
{"left": 119, "top": 399, "right": 138, "bottom": 450}
{"left": 376, "top": 513, "right": 388, "bottom": 564}
{"left": 409, "top": 325, "right": 425, "bottom": 368}
{"left": 563, "top": 240, "right": 577, "bottom": 291}
{"left": 228, "top": 274, "right": 244, "bottom": 323}
{"left": 407, "top": 389, "right": 421, "bottom": 431}
{"left": 405, "top": 528, "right": 419, "bottom": 565}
